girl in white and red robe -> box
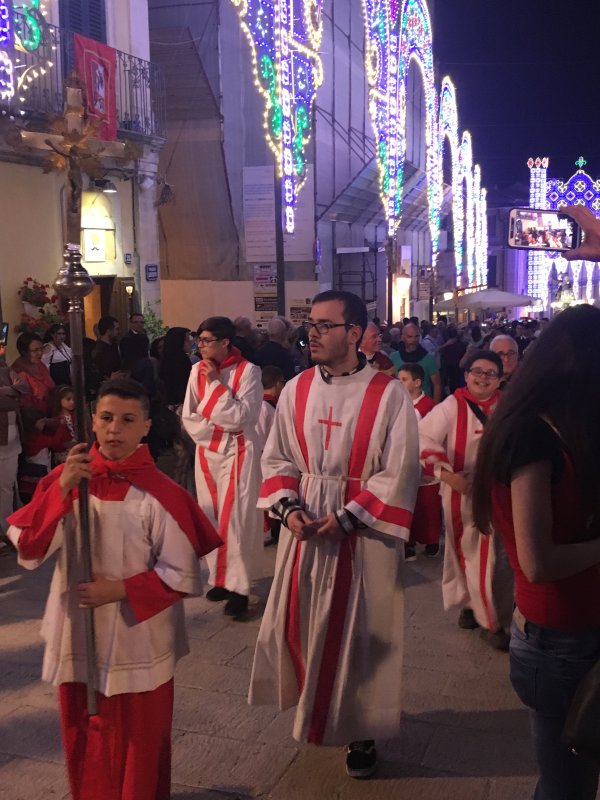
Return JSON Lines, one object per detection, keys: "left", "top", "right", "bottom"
{"left": 249, "top": 363, "right": 419, "bottom": 745}
{"left": 182, "top": 338, "right": 263, "bottom": 613}
{"left": 418, "top": 361, "right": 513, "bottom": 637}
{"left": 7, "top": 441, "right": 221, "bottom": 800}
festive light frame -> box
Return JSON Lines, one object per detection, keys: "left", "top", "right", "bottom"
{"left": 230, "top": 0, "right": 324, "bottom": 233}
{"left": 363, "top": 0, "right": 488, "bottom": 287}
{"left": 527, "top": 156, "right": 600, "bottom": 308}
{"left": 0, "top": 0, "right": 14, "bottom": 101}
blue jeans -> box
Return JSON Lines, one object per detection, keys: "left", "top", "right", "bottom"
{"left": 509, "top": 615, "right": 600, "bottom": 800}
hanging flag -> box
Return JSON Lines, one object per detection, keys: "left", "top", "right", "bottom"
{"left": 74, "top": 33, "right": 117, "bottom": 141}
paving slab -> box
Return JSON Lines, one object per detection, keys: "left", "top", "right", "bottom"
{"left": 0, "top": 541, "right": 574, "bottom": 799}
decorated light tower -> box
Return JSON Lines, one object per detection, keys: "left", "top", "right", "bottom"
{"left": 229, "top": 0, "right": 324, "bottom": 235}
{"left": 527, "top": 157, "right": 550, "bottom": 308}
{"left": 0, "top": 0, "right": 14, "bottom": 101}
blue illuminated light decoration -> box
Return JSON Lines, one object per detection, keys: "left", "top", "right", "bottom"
{"left": 230, "top": 0, "right": 324, "bottom": 234}
{"left": 437, "top": 78, "right": 463, "bottom": 283}
{"left": 527, "top": 157, "right": 600, "bottom": 309}
{"left": 0, "top": 0, "right": 14, "bottom": 102}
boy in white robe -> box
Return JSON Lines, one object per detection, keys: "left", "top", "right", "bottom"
{"left": 182, "top": 316, "right": 263, "bottom": 619}
{"left": 249, "top": 291, "right": 419, "bottom": 778}
{"left": 419, "top": 350, "right": 514, "bottom": 650}
{"left": 7, "top": 378, "right": 221, "bottom": 800}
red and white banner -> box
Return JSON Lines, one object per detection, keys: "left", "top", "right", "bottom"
{"left": 74, "top": 33, "right": 117, "bottom": 141}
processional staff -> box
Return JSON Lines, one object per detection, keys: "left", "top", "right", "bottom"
{"left": 52, "top": 80, "right": 98, "bottom": 716}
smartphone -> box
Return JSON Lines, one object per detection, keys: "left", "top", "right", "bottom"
{"left": 0, "top": 322, "right": 8, "bottom": 347}
{"left": 508, "top": 207, "right": 581, "bottom": 251}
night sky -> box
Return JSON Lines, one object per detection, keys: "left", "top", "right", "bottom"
{"left": 434, "top": 1, "right": 600, "bottom": 201}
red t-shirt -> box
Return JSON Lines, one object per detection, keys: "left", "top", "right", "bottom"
{"left": 491, "top": 417, "right": 600, "bottom": 630}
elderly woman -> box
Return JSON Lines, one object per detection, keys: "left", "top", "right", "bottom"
{"left": 42, "top": 323, "right": 72, "bottom": 386}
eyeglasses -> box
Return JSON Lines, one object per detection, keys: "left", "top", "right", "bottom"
{"left": 197, "top": 337, "right": 221, "bottom": 347}
{"left": 468, "top": 367, "right": 499, "bottom": 379}
{"left": 29, "top": 346, "right": 44, "bottom": 353}
{"left": 494, "top": 351, "right": 518, "bottom": 360}
{"left": 306, "top": 321, "right": 357, "bottom": 335}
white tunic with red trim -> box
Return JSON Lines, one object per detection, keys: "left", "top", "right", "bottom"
{"left": 182, "top": 354, "right": 263, "bottom": 595}
{"left": 7, "top": 485, "right": 204, "bottom": 696}
{"left": 249, "top": 365, "right": 419, "bottom": 745}
{"left": 418, "top": 389, "right": 513, "bottom": 631}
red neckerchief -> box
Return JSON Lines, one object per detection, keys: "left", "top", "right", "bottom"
{"left": 454, "top": 386, "right": 500, "bottom": 418}
{"left": 197, "top": 347, "right": 245, "bottom": 398}
{"left": 263, "top": 394, "right": 278, "bottom": 409}
{"left": 9, "top": 443, "right": 222, "bottom": 558}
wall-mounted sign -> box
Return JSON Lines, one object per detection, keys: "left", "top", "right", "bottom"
{"left": 145, "top": 264, "right": 159, "bottom": 282}
{"left": 124, "top": 253, "right": 132, "bottom": 265}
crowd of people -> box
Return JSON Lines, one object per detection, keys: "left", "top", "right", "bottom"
{"left": 2, "top": 204, "right": 600, "bottom": 799}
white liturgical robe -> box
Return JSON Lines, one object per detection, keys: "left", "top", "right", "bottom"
{"left": 249, "top": 365, "right": 419, "bottom": 745}
{"left": 182, "top": 351, "right": 263, "bottom": 596}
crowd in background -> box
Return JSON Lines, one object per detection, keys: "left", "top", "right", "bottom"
{"left": 1, "top": 305, "right": 537, "bottom": 556}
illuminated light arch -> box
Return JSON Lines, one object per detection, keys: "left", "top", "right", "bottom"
{"left": 458, "top": 131, "right": 475, "bottom": 285}
{"left": 476, "top": 180, "right": 488, "bottom": 288}
{"left": 437, "top": 77, "right": 463, "bottom": 280}
{"left": 362, "top": 0, "right": 402, "bottom": 237}
{"left": 0, "top": 0, "right": 14, "bottom": 101}
{"left": 230, "top": 0, "right": 324, "bottom": 233}
{"left": 398, "top": 0, "right": 438, "bottom": 250}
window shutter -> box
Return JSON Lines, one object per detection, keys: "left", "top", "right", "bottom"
{"left": 60, "top": 0, "right": 106, "bottom": 43}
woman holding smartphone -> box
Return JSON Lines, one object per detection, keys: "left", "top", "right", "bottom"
{"left": 473, "top": 304, "right": 600, "bottom": 799}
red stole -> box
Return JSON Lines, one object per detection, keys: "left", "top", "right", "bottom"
{"left": 197, "top": 347, "right": 245, "bottom": 398}
{"left": 454, "top": 387, "right": 500, "bottom": 418}
{"left": 9, "top": 443, "right": 222, "bottom": 558}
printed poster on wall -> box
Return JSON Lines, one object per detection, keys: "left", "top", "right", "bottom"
{"left": 254, "top": 263, "right": 278, "bottom": 327}
{"left": 74, "top": 33, "right": 117, "bottom": 140}
{"left": 243, "top": 166, "right": 276, "bottom": 263}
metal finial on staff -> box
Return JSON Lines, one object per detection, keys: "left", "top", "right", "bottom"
{"left": 54, "top": 242, "right": 97, "bottom": 716}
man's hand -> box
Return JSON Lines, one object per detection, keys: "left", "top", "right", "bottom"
{"left": 441, "top": 470, "right": 472, "bottom": 495}
{"left": 78, "top": 575, "right": 126, "bottom": 608}
{"left": 199, "top": 359, "right": 219, "bottom": 384}
{"left": 311, "top": 512, "right": 345, "bottom": 539}
{"left": 561, "top": 205, "right": 600, "bottom": 262}
{"left": 286, "top": 509, "right": 317, "bottom": 541}
{"left": 59, "top": 443, "right": 93, "bottom": 497}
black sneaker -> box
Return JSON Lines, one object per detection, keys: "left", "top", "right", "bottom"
{"left": 346, "top": 740, "right": 377, "bottom": 779}
{"left": 206, "top": 586, "right": 231, "bottom": 602}
{"left": 424, "top": 543, "right": 440, "bottom": 557}
{"left": 458, "top": 608, "right": 480, "bottom": 630}
{"left": 404, "top": 544, "right": 417, "bottom": 562}
{"left": 224, "top": 592, "right": 248, "bottom": 619}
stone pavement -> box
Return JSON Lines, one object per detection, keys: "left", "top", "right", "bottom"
{"left": 0, "top": 544, "right": 544, "bottom": 800}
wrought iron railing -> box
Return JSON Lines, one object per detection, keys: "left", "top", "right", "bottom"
{"left": 5, "top": 11, "right": 165, "bottom": 139}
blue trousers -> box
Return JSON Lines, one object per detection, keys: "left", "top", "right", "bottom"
{"left": 509, "top": 614, "right": 600, "bottom": 800}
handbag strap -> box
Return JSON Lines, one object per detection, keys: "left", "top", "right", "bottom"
{"left": 466, "top": 398, "right": 488, "bottom": 427}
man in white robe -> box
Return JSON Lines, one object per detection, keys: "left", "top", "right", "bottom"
{"left": 419, "top": 350, "right": 513, "bottom": 649}
{"left": 249, "top": 291, "right": 419, "bottom": 778}
{"left": 182, "top": 316, "right": 263, "bottom": 618}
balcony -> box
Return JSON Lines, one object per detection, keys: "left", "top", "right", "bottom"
{"left": 2, "top": 11, "right": 165, "bottom": 141}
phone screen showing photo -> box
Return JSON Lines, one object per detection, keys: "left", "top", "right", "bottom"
{"left": 0, "top": 323, "right": 8, "bottom": 347}
{"left": 509, "top": 209, "right": 578, "bottom": 251}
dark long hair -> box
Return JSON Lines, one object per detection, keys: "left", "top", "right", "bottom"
{"left": 473, "top": 305, "right": 600, "bottom": 532}
{"left": 159, "top": 327, "right": 192, "bottom": 405}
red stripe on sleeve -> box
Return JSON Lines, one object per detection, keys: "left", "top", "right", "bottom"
{"left": 259, "top": 475, "right": 299, "bottom": 498}
{"left": 201, "top": 383, "right": 227, "bottom": 421}
{"left": 124, "top": 570, "right": 185, "bottom": 623}
{"left": 351, "top": 489, "right": 413, "bottom": 528}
